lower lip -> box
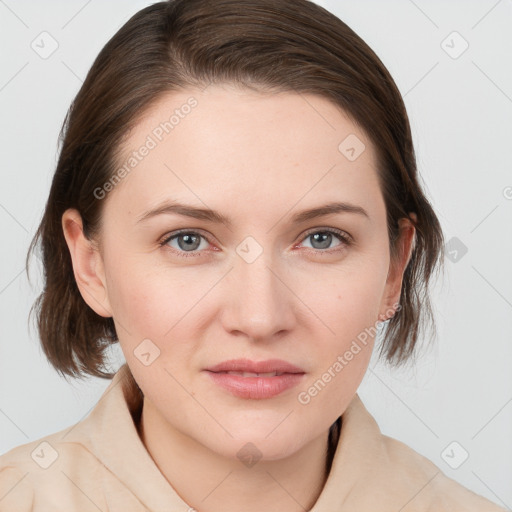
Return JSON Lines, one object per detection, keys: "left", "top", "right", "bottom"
{"left": 204, "top": 371, "right": 305, "bottom": 399}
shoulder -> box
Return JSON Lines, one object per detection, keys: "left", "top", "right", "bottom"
{"left": 0, "top": 464, "right": 33, "bottom": 511}
{"left": 0, "top": 428, "right": 108, "bottom": 511}
{"left": 381, "top": 434, "right": 507, "bottom": 511}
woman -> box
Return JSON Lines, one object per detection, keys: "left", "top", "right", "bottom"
{"left": 0, "top": 0, "right": 506, "bottom": 510}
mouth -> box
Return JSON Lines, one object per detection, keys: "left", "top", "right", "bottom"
{"left": 203, "top": 359, "right": 305, "bottom": 399}
{"left": 213, "top": 371, "right": 289, "bottom": 377}
{"left": 205, "top": 358, "right": 305, "bottom": 375}
{"left": 205, "top": 371, "right": 305, "bottom": 399}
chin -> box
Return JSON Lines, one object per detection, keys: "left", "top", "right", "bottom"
{"left": 210, "top": 427, "right": 307, "bottom": 463}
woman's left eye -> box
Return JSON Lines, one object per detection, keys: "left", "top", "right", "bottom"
{"left": 159, "top": 228, "right": 352, "bottom": 257}
{"left": 299, "top": 228, "right": 352, "bottom": 252}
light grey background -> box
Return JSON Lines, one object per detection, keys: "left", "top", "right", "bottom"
{"left": 0, "top": 0, "right": 511, "bottom": 508}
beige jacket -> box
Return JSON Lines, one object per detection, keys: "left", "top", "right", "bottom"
{"left": 0, "top": 363, "right": 506, "bottom": 511}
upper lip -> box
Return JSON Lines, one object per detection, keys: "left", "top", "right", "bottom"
{"left": 205, "top": 358, "right": 305, "bottom": 374}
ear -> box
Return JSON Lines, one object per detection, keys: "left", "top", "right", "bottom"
{"left": 61, "top": 208, "right": 113, "bottom": 318}
{"left": 378, "top": 214, "right": 417, "bottom": 321}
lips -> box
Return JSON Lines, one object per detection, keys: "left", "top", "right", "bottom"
{"left": 205, "top": 358, "right": 305, "bottom": 375}
{"left": 222, "top": 371, "right": 285, "bottom": 377}
{"left": 203, "top": 358, "right": 306, "bottom": 399}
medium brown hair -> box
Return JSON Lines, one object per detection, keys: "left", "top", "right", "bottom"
{"left": 27, "top": 0, "right": 444, "bottom": 383}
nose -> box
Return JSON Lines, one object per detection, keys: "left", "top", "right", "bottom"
{"left": 220, "top": 247, "right": 296, "bottom": 343}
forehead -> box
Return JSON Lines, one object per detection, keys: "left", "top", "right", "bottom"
{"left": 106, "top": 84, "right": 383, "bottom": 221}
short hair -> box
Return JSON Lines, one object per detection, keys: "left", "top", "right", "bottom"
{"left": 27, "top": 0, "right": 444, "bottom": 381}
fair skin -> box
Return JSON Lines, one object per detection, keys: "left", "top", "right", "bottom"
{"left": 62, "top": 84, "right": 415, "bottom": 512}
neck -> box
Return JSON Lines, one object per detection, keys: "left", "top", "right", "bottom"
{"left": 138, "top": 397, "right": 334, "bottom": 512}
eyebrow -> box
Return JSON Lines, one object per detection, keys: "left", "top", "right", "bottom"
{"left": 136, "top": 200, "right": 369, "bottom": 227}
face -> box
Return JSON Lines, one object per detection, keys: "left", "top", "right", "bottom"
{"left": 64, "top": 84, "right": 413, "bottom": 461}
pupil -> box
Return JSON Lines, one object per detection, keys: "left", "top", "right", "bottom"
{"left": 179, "top": 234, "right": 200, "bottom": 251}
{"left": 312, "top": 232, "right": 331, "bottom": 249}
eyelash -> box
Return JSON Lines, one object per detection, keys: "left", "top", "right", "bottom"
{"left": 158, "top": 228, "right": 353, "bottom": 258}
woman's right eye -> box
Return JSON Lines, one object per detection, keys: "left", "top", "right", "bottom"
{"left": 160, "top": 230, "right": 212, "bottom": 257}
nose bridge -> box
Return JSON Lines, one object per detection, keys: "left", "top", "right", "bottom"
{"left": 223, "top": 238, "right": 293, "bottom": 339}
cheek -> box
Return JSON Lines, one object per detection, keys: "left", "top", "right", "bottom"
{"left": 297, "top": 253, "right": 388, "bottom": 400}
{"left": 309, "top": 257, "right": 389, "bottom": 342}
{"left": 104, "top": 259, "right": 171, "bottom": 339}
{"left": 297, "top": 269, "right": 384, "bottom": 418}
{"left": 104, "top": 258, "right": 212, "bottom": 368}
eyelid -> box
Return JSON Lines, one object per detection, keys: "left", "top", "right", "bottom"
{"left": 158, "top": 228, "right": 216, "bottom": 253}
{"left": 299, "top": 226, "right": 353, "bottom": 245}
{"left": 159, "top": 226, "right": 353, "bottom": 256}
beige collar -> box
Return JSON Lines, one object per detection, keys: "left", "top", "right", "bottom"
{"left": 63, "top": 363, "right": 450, "bottom": 511}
